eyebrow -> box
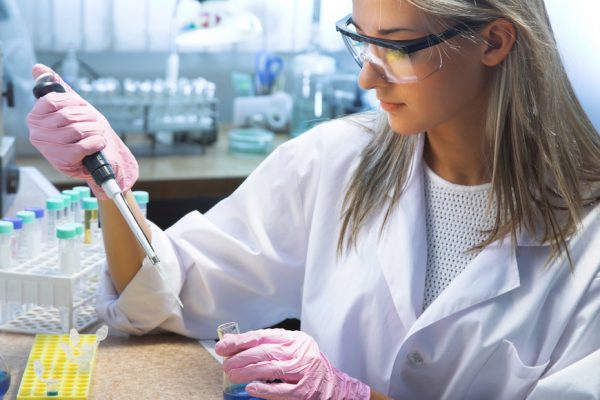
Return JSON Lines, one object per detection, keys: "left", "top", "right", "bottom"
{"left": 352, "top": 19, "right": 419, "bottom": 35}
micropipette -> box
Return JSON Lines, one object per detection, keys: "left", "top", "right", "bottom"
{"left": 33, "top": 73, "right": 184, "bottom": 308}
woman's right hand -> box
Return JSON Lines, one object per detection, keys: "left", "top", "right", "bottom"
{"left": 26, "top": 64, "right": 138, "bottom": 200}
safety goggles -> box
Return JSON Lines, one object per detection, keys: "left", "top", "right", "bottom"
{"left": 336, "top": 14, "right": 482, "bottom": 83}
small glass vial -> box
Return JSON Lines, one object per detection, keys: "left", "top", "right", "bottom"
{"left": 59, "top": 194, "right": 73, "bottom": 223}
{"left": 73, "top": 223, "right": 83, "bottom": 254}
{"left": 82, "top": 197, "right": 100, "bottom": 246}
{"left": 62, "top": 189, "right": 82, "bottom": 223}
{"left": 218, "top": 322, "right": 255, "bottom": 400}
{"left": 25, "top": 207, "right": 45, "bottom": 247}
{"left": 46, "top": 198, "right": 63, "bottom": 246}
{"left": 0, "top": 221, "right": 14, "bottom": 270}
{"left": 2, "top": 218, "right": 22, "bottom": 261}
{"left": 133, "top": 191, "right": 149, "bottom": 218}
{"left": 16, "top": 211, "right": 37, "bottom": 260}
{"left": 56, "top": 223, "right": 79, "bottom": 275}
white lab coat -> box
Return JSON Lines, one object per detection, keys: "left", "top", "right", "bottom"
{"left": 97, "top": 118, "right": 600, "bottom": 399}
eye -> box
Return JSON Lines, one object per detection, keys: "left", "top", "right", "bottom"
{"left": 386, "top": 49, "right": 409, "bottom": 62}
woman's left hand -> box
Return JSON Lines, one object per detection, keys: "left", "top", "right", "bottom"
{"left": 215, "top": 328, "right": 370, "bottom": 400}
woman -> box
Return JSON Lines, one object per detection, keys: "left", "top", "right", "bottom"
{"left": 27, "top": 0, "right": 600, "bottom": 399}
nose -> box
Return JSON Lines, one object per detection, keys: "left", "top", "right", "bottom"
{"left": 357, "top": 60, "right": 389, "bottom": 90}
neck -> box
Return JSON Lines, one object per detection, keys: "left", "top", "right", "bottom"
{"left": 423, "top": 121, "right": 488, "bottom": 186}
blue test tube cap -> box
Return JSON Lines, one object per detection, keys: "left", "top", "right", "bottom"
{"left": 25, "top": 207, "right": 45, "bottom": 219}
{"left": 3, "top": 217, "right": 23, "bottom": 230}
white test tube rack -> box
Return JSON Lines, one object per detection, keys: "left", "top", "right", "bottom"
{"left": 0, "top": 241, "right": 105, "bottom": 334}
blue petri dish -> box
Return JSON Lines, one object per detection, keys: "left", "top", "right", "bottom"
{"left": 223, "top": 383, "right": 263, "bottom": 400}
{"left": 0, "top": 370, "right": 10, "bottom": 397}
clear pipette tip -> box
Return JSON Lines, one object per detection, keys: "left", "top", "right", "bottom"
{"left": 152, "top": 259, "right": 184, "bottom": 308}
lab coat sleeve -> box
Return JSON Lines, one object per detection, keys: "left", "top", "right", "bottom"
{"left": 527, "top": 273, "right": 600, "bottom": 399}
{"left": 95, "top": 125, "right": 337, "bottom": 337}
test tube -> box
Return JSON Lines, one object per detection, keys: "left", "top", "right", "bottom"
{"left": 59, "top": 194, "right": 72, "bottom": 223}
{"left": 16, "top": 211, "right": 37, "bottom": 259}
{"left": 133, "top": 191, "right": 149, "bottom": 218}
{"left": 56, "top": 223, "right": 79, "bottom": 275}
{"left": 73, "top": 186, "right": 91, "bottom": 204}
{"left": 73, "top": 222, "right": 83, "bottom": 254}
{"left": 0, "top": 221, "right": 13, "bottom": 270}
{"left": 25, "top": 207, "right": 45, "bottom": 247}
{"left": 63, "top": 190, "right": 82, "bottom": 223}
{"left": 217, "top": 322, "right": 253, "bottom": 400}
{"left": 46, "top": 198, "right": 63, "bottom": 245}
{"left": 2, "top": 217, "right": 22, "bottom": 261}
{"left": 82, "top": 197, "right": 99, "bottom": 246}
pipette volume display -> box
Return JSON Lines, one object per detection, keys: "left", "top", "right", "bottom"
{"left": 33, "top": 73, "right": 183, "bottom": 309}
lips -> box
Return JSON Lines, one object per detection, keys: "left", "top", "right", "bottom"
{"left": 379, "top": 99, "right": 405, "bottom": 112}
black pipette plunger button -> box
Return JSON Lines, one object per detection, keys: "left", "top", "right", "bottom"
{"left": 33, "top": 81, "right": 66, "bottom": 99}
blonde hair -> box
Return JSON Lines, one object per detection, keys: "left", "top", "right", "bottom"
{"left": 338, "top": 0, "right": 600, "bottom": 266}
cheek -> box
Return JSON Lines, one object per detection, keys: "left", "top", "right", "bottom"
{"left": 386, "top": 48, "right": 488, "bottom": 134}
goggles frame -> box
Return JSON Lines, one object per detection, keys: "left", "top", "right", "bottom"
{"left": 335, "top": 14, "right": 483, "bottom": 68}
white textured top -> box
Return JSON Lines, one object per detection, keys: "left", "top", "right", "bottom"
{"left": 422, "top": 163, "right": 496, "bottom": 310}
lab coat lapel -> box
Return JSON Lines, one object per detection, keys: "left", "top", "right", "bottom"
{"left": 375, "top": 135, "right": 428, "bottom": 330}
{"left": 411, "top": 236, "right": 521, "bottom": 334}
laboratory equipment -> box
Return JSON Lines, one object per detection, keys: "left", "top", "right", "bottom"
{"left": 33, "top": 74, "right": 184, "bottom": 309}
{"left": 289, "top": 0, "right": 336, "bottom": 137}
{"left": 217, "top": 322, "right": 262, "bottom": 400}
{"left": 46, "top": 198, "right": 63, "bottom": 245}
{"left": 15, "top": 211, "right": 37, "bottom": 259}
{"left": 133, "top": 191, "right": 149, "bottom": 219}
{"left": 228, "top": 128, "right": 274, "bottom": 154}
{"left": 18, "top": 333, "right": 101, "bottom": 400}
{"left": 232, "top": 92, "right": 292, "bottom": 133}
{"left": 57, "top": 224, "right": 80, "bottom": 275}
{"left": 2, "top": 217, "right": 21, "bottom": 260}
{"left": 59, "top": 194, "right": 72, "bottom": 223}
{"left": 62, "top": 190, "right": 82, "bottom": 223}
{"left": 254, "top": 51, "right": 284, "bottom": 95}
{"left": 0, "top": 221, "right": 12, "bottom": 270}
{"left": 24, "top": 207, "right": 45, "bottom": 250}
{"left": 77, "top": 76, "right": 218, "bottom": 156}
{"left": 0, "top": 43, "right": 20, "bottom": 216}
{"left": 0, "top": 354, "right": 9, "bottom": 399}
{"left": 82, "top": 198, "right": 99, "bottom": 246}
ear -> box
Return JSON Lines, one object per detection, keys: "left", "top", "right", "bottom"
{"left": 479, "top": 18, "right": 517, "bottom": 67}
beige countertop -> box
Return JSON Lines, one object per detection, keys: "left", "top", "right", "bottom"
{"left": 0, "top": 327, "right": 223, "bottom": 400}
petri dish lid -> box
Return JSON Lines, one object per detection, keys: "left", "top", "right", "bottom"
{"left": 228, "top": 128, "right": 275, "bottom": 154}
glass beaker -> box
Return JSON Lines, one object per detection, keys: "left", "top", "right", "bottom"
{"left": 0, "top": 354, "right": 11, "bottom": 399}
{"left": 217, "top": 322, "right": 263, "bottom": 400}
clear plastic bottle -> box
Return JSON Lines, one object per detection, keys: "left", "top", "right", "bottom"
{"left": 46, "top": 198, "right": 64, "bottom": 246}
{"left": 25, "top": 207, "right": 45, "bottom": 248}
{"left": 62, "top": 190, "right": 81, "bottom": 223}
{"left": 133, "top": 191, "right": 149, "bottom": 218}
{"left": 82, "top": 197, "right": 100, "bottom": 246}
{"left": 15, "top": 211, "right": 37, "bottom": 260}
{"left": 56, "top": 223, "right": 79, "bottom": 275}
{"left": 2, "top": 218, "right": 22, "bottom": 261}
{"left": 0, "top": 221, "right": 13, "bottom": 270}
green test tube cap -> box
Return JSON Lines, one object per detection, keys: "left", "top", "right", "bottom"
{"left": 82, "top": 197, "right": 99, "bottom": 210}
{"left": 133, "top": 191, "right": 149, "bottom": 205}
{"left": 56, "top": 223, "right": 77, "bottom": 239}
{"left": 73, "top": 186, "right": 92, "bottom": 199}
{"left": 59, "top": 194, "right": 72, "bottom": 206}
{"left": 16, "top": 210, "right": 36, "bottom": 224}
{"left": 0, "top": 221, "right": 13, "bottom": 234}
{"left": 46, "top": 198, "right": 64, "bottom": 211}
{"left": 62, "top": 189, "right": 81, "bottom": 202}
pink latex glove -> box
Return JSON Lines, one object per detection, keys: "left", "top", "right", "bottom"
{"left": 215, "top": 328, "right": 371, "bottom": 400}
{"left": 27, "top": 64, "right": 138, "bottom": 200}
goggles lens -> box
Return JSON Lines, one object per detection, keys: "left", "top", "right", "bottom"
{"left": 338, "top": 18, "right": 449, "bottom": 84}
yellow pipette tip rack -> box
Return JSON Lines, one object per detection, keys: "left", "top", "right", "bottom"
{"left": 17, "top": 334, "right": 98, "bottom": 400}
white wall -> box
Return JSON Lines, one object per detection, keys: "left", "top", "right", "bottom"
{"left": 17, "top": 0, "right": 352, "bottom": 53}
{"left": 544, "top": 0, "right": 600, "bottom": 130}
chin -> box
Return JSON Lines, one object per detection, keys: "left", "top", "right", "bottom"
{"left": 386, "top": 113, "right": 423, "bottom": 136}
